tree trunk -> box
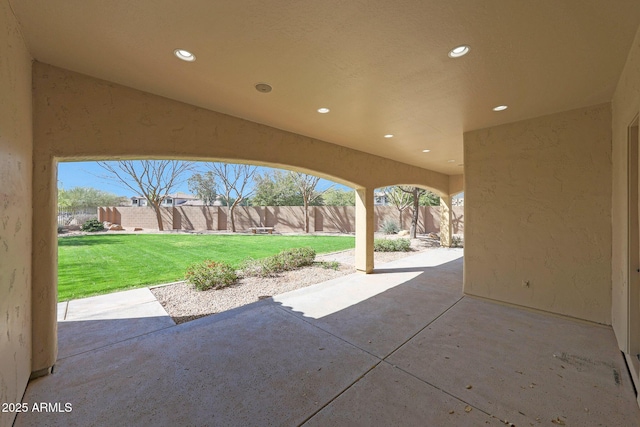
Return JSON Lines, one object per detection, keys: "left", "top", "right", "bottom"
{"left": 229, "top": 206, "right": 236, "bottom": 232}
{"left": 229, "top": 197, "right": 242, "bottom": 232}
{"left": 152, "top": 202, "right": 165, "bottom": 231}
{"left": 225, "top": 192, "right": 232, "bottom": 232}
{"left": 410, "top": 191, "right": 420, "bottom": 239}
{"left": 303, "top": 199, "right": 309, "bottom": 233}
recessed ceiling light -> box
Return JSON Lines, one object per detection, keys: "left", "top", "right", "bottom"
{"left": 317, "top": 108, "right": 330, "bottom": 114}
{"left": 448, "top": 45, "right": 470, "bottom": 58}
{"left": 448, "top": 160, "right": 456, "bottom": 163}
{"left": 174, "top": 49, "right": 196, "bottom": 62}
{"left": 493, "top": 105, "right": 508, "bottom": 111}
{"left": 422, "top": 149, "right": 431, "bottom": 153}
{"left": 255, "top": 83, "right": 272, "bottom": 93}
{"left": 384, "top": 134, "right": 394, "bottom": 138}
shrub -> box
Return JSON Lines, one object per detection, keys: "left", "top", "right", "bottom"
{"left": 185, "top": 260, "right": 238, "bottom": 291}
{"left": 241, "top": 247, "right": 316, "bottom": 277}
{"left": 374, "top": 238, "right": 411, "bottom": 252}
{"left": 277, "top": 247, "right": 316, "bottom": 270}
{"left": 81, "top": 218, "right": 105, "bottom": 232}
{"left": 380, "top": 219, "right": 400, "bottom": 235}
{"left": 317, "top": 261, "right": 340, "bottom": 270}
{"left": 451, "top": 235, "right": 464, "bottom": 248}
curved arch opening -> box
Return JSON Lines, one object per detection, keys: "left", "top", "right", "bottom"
{"left": 372, "top": 184, "right": 464, "bottom": 247}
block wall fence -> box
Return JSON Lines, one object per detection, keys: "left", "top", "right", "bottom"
{"left": 98, "top": 205, "right": 464, "bottom": 234}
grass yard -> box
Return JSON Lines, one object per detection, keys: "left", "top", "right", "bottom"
{"left": 58, "top": 234, "right": 355, "bottom": 301}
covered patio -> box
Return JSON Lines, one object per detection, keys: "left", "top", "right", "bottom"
{"left": 4, "top": 1, "right": 640, "bottom": 426}
{"left": 17, "top": 250, "right": 640, "bottom": 426}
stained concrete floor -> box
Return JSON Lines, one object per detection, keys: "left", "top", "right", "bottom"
{"left": 17, "top": 249, "right": 640, "bottom": 426}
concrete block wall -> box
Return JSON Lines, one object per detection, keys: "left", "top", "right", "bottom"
{"left": 115, "top": 206, "right": 173, "bottom": 230}
{"left": 173, "top": 206, "right": 219, "bottom": 231}
{"left": 316, "top": 206, "right": 355, "bottom": 232}
{"left": 99, "top": 205, "right": 463, "bottom": 234}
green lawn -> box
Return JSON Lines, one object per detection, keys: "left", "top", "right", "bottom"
{"left": 58, "top": 234, "right": 355, "bottom": 301}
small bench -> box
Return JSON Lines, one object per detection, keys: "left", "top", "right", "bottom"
{"left": 249, "top": 227, "right": 275, "bottom": 234}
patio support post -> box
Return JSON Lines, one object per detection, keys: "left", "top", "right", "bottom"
{"left": 440, "top": 194, "right": 453, "bottom": 248}
{"left": 355, "top": 187, "right": 374, "bottom": 273}
{"left": 30, "top": 154, "right": 58, "bottom": 377}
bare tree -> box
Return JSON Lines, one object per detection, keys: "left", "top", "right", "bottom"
{"left": 209, "top": 163, "right": 257, "bottom": 232}
{"left": 98, "top": 160, "right": 193, "bottom": 230}
{"left": 385, "top": 186, "right": 412, "bottom": 230}
{"left": 400, "top": 186, "right": 427, "bottom": 239}
{"left": 290, "top": 172, "right": 331, "bottom": 233}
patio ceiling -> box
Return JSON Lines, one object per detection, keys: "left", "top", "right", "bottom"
{"left": 10, "top": 0, "right": 640, "bottom": 174}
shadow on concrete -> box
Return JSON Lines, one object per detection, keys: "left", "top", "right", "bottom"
{"left": 57, "top": 315, "right": 175, "bottom": 360}
{"left": 18, "top": 251, "right": 640, "bottom": 427}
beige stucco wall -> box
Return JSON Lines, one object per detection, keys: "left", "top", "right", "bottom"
{"left": 33, "top": 63, "right": 451, "bottom": 194}
{"left": 464, "top": 104, "right": 612, "bottom": 324}
{"left": 612, "top": 25, "right": 640, "bottom": 347}
{"left": 0, "top": 1, "right": 33, "bottom": 425}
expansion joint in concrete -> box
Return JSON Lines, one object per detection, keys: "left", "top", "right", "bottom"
{"left": 297, "top": 361, "right": 382, "bottom": 426}
{"left": 382, "top": 296, "right": 465, "bottom": 362}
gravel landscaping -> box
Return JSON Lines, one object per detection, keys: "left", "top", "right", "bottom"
{"left": 151, "top": 235, "right": 444, "bottom": 324}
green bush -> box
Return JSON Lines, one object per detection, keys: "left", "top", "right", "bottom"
{"left": 185, "top": 260, "right": 238, "bottom": 291}
{"left": 451, "top": 236, "right": 464, "bottom": 248}
{"left": 374, "top": 238, "right": 411, "bottom": 252}
{"left": 81, "top": 218, "right": 105, "bottom": 232}
{"left": 380, "top": 219, "right": 400, "bottom": 235}
{"left": 241, "top": 247, "right": 316, "bottom": 277}
{"left": 317, "top": 261, "right": 340, "bottom": 270}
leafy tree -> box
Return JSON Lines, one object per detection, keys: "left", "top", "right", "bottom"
{"left": 419, "top": 190, "right": 440, "bottom": 206}
{"left": 383, "top": 186, "right": 437, "bottom": 238}
{"left": 290, "top": 172, "right": 331, "bottom": 233}
{"left": 322, "top": 188, "right": 355, "bottom": 206}
{"left": 98, "top": 160, "right": 193, "bottom": 230}
{"left": 187, "top": 171, "right": 217, "bottom": 206}
{"left": 399, "top": 186, "right": 426, "bottom": 239}
{"left": 209, "top": 163, "right": 257, "bottom": 232}
{"left": 251, "top": 170, "right": 302, "bottom": 206}
{"left": 58, "top": 187, "right": 126, "bottom": 212}
{"left": 384, "top": 186, "right": 412, "bottom": 229}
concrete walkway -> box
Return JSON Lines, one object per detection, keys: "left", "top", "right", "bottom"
{"left": 56, "top": 287, "right": 175, "bottom": 359}
{"left": 18, "top": 249, "right": 640, "bottom": 426}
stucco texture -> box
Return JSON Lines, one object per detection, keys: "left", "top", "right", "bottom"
{"left": 612, "top": 25, "right": 640, "bottom": 349}
{"left": 464, "top": 104, "right": 612, "bottom": 324}
{"left": 0, "top": 1, "right": 33, "bottom": 425}
{"left": 32, "top": 63, "right": 453, "bottom": 195}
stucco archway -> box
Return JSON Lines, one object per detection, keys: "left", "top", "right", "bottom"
{"left": 31, "top": 63, "right": 461, "bottom": 376}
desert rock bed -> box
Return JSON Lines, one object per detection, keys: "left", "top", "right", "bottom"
{"left": 151, "top": 236, "right": 441, "bottom": 324}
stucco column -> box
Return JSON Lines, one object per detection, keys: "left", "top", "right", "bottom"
{"left": 440, "top": 195, "right": 453, "bottom": 248}
{"left": 355, "top": 187, "right": 374, "bottom": 273}
{"left": 31, "top": 154, "right": 58, "bottom": 377}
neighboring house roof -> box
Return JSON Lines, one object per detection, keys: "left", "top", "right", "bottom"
{"left": 131, "top": 193, "right": 205, "bottom": 206}
{"left": 167, "top": 192, "right": 199, "bottom": 200}
{"left": 131, "top": 193, "right": 199, "bottom": 200}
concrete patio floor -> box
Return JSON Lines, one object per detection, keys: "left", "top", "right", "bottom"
{"left": 17, "top": 249, "right": 640, "bottom": 426}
